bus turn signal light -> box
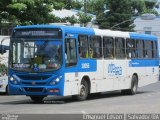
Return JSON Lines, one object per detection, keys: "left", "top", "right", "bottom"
{"left": 49, "top": 89, "right": 59, "bottom": 93}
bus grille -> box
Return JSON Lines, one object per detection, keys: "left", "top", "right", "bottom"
{"left": 17, "top": 75, "right": 51, "bottom": 80}
{"left": 24, "top": 87, "right": 43, "bottom": 92}
{"left": 22, "top": 82, "right": 46, "bottom": 86}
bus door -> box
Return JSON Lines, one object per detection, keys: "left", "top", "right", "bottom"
{"left": 89, "top": 36, "right": 104, "bottom": 92}
{"left": 113, "top": 37, "right": 126, "bottom": 90}
{"left": 103, "top": 37, "right": 115, "bottom": 91}
{"left": 64, "top": 36, "right": 79, "bottom": 95}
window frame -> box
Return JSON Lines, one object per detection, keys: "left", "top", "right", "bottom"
{"left": 152, "top": 41, "right": 158, "bottom": 59}
{"left": 78, "top": 35, "right": 89, "bottom": 59}
{"left": 65, "top": 38, "right": 78, "bottom": 67}
{"left": 126, "top": 38, "right": 136, "bottom": 59}
{"left": 144, "top": 40, "right": 152, "bottom": 59}
{"left": 103, "top": 36, "right": 114, "bottom": 59}
{"left": 90, "top": 35, "right": 102, "bottom": 59}
{"left": 115, "top": 37, "right": 125, "bottom": 59}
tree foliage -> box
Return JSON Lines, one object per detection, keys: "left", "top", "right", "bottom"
{"left": 95, "top": 0, "right": 158, "bottom": 31}
{"left": 131, "top": 0, "right": 158, "bottom": 16}
{"left": 77, "top": 12, "right": 92, "bottom": 26}
{"left": 96, "top": 0, "right": 133, "bottom": 31}
{"left": 65, "top": 0, "right": 83, "bottom": 10}
{"left": 0, "top": 0, "right": 65, "bottom": 26}
{"left": 65, "top": 15, "right": 78, "bottom": 25}
{"left": 86, "top": 0, "right": 106, "bottom": 15}
{"left": 1, "top": 0, "right": 159, "bottom": 29}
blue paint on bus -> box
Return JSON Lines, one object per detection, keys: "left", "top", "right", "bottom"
{"left": 129, "top": 32, "right": 157, "bottom": 41}
{"left": 129, "top": 59, "right": 159, "bottom": 67}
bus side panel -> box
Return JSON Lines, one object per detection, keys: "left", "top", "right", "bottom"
{"left": 97, "top": 60, "right": 131, "bottom": 92}
{"left": 90, "top": 60, "right": 104, "bottom": 93}
{"left": 63, "top": 59, "right": 97, "bottom": 96}
{"left": 104, "top": 60, "right": 130, "bottom": 91}
{"left": 63, "top": 73, "right": 79, "bottom": 96}
{"left": 128, "top": 59, "right": 159, "bottom": 87}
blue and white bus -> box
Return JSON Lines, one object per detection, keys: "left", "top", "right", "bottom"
{"left": 8, "top": 25, "right": 159, "bottom": 102}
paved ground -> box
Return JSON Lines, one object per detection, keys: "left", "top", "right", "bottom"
{"left": 0, "top": 81, "right": 160, "bottom": 114}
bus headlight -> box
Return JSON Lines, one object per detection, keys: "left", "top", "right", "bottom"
{"left": 10, "top": 77, "right": 14, "bottom": 81}
{"left": 50, "top": 76, "right": 62, "bottom": 85}
{"left": 55, "top": 78, "right": 60, "bottom": 82}
{"left": 9, "top": 75, "right": 20, "bottom": 85}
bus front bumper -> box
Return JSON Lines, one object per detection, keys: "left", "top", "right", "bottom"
{"left": 8, "top": 84, "right": 63, "bottom": 96}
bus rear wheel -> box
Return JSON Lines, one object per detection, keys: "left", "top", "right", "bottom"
{"left": 73, "top": 80, "right": 89, "bottom": 101}
{"left": 30, "top": 96, "right": 45, "bottom": 103}
{"left": 121, "top": 75, "right": 138, "bottom": 95}
{"left": 5, "top": 85, "right": 8, "bottom": 95}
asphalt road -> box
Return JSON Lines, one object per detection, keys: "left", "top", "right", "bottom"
{"left": 0, "top": 81, "right": 160, "bottom": 114}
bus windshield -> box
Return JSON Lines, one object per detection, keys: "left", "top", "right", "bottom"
{"left": 10, "top": 39, "right": 62, "bottom": 72}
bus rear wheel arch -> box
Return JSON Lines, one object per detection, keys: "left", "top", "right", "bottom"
{"left": 72, "top": 79, "right": 90, "bottom": 101}
{"left": 121, "top": 74, "right": 138, "bottom": 95}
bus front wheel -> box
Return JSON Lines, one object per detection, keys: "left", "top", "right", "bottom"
{"left": 30, "top": 96, "right": 45, "bottom": 103}
{"left": 73, "top": 80, "right": 89, "bottom": 101}
{"left": 121, "top": 75, "right": 138, "bottom": 95}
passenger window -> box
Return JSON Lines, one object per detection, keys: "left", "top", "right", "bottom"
{"left": 126, "top": 39, "right": 135, "bottom": 59}
{"left": 65, "top": 38, "right": 77, "bottom": 67}
{"left": 103, "top": 37, "right": 114, "bottom": 59}
{"left": 90, "top": 36, "right": 102, "bottom": 59}
{"left": 78, "top": 35, "right": 89, "bottom": 58}
{"left": 136, "top": 40, "right": 144, "bottom": 59}
{"left": 145, "top": 40, "right": 152, "bottom": 59}
{"left": 153, "top": 41, "right": 158, "bottom": 58}
{"left": 115, "top": 37, "right": 125, "bottom": 59}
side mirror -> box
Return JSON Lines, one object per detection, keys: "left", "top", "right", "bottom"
{"left": 0, "top": 45, "right": 9, "bottom": 54}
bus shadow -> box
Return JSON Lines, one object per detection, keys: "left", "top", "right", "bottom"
{"left": 0, "top": 90, "right": 153, "bottom": 105}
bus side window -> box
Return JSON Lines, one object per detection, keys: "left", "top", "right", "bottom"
{"left": 136, "top": 40, "right": 144, "bottom": 59}
{"left": 65, "top": 38, "right": 77, "bottom": 67}
{"left": 145, "top": 40, "right": 152, "bottom": 59}
{"left": 103, "top": 37, "right": 114, "bottom": 59}
{"left": 153, "top": 41, "right": 158, "bottom": 58}
{"left": 90, "top": 36, "right": 102, "bottom": 59}
{"left": 78, "top": 35, "right": 89, "bottom": 58}
{"left": 126, "top": 39, "right": 135, "bottom": 59}
{"left": 115, "top": 37, "right": 125, "bottom": 59}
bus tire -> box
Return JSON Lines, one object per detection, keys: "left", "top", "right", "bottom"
{"left": 89, "top": 92, "right": 101, "bottom": 98}
{"left": 73, "top": 80, "right": 89, "bottom": 101}
{"left": 30, "top": 96, "right": 45, "bottom": 103}
{"left": 121, "top": 75, "right": 138, "bottom": 95}
{"left": 5, "top": 85, "right": 8, "bottom": 95}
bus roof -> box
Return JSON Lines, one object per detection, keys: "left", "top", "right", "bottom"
{"left": 93, "top": 28, "right": 130, "bottom": 38}
{"left": 129, "top": 32, "right": 157, "bottom": 41}
{"left": 14, "top": 25, "right": 95, "bottom": 35}
{"left": 14, "top": 25, "right": 158, "bottom": 41}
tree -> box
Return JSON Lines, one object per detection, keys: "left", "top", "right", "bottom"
{"left": 77, "top": 12, "right": 92, "bottom": 27}
{"left": 65, "top": 15, "right": 79, "bottom": 25}
{"left": 90, "top": 0, "right": 159, "bottom": 31}
{"left": 96, "top": 0, "right": 134, "bottom": 31}
{"left": 87, "top": 0, "right": 106, "bottom": 15}
{"left": 131, "top": 0, "right": 146, "bottom": 16}
{"left": 0, "top": 0, "right": 66, "bottom": 26}
{"left": 131, "top": 0, "right": 158, "bottom": 16}
{"left": 65, "top": 0, "right": 83, "bottom": 10}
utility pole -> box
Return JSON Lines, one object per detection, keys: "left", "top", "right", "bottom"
{"left": 84, "top": 0, "right": 87, "bottom": 16}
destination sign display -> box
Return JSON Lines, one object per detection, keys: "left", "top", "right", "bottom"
{"left": 12, "top": 28, "right": 62, "bottom": 38}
